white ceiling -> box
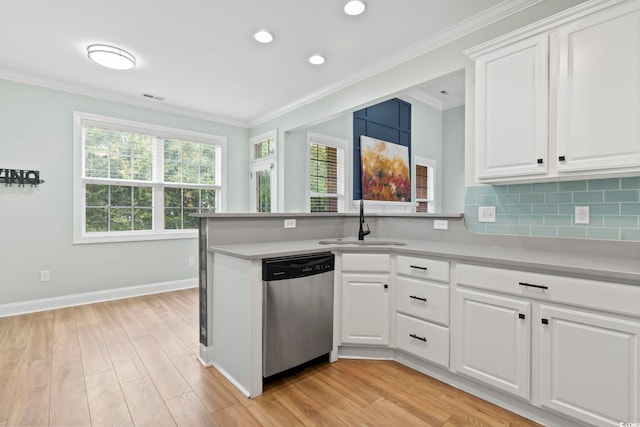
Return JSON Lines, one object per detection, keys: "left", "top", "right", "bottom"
{"left": 0, "top": 0, "right": 532, "bottom": 127}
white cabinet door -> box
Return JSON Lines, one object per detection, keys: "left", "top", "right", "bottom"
{"left": 556, "top": 1, "right": 640, "bottom": 174}
{"left": 341, "top": 273, "right": 389, "bottom": 346}
{"left": 453, "top": 288, "right": 531, "bottom": 400}
{"left": 474, "top": 34, "right": 549, "bottom": 180}
{"left": 539, "top": 305, "right": 640, "bottom": 426}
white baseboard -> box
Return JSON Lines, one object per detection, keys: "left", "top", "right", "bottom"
{"left": 0, "top": 278, "right": 198, "bottom": 317}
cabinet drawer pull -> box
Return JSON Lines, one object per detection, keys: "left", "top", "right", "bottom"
{"left": 541, "top": 318, "right": 549, "bottom": 325}
{"left": 518, "top": 281, "right": 548, "bottom": 290}
{"left": 409, "top": 333, "right": 427, "bottom": 342}
{"left": 409, "top": 295, "right": 427, "bottom": 302}
{"left": 558, "top": 155, "right": 566, "bottom": 161}
{"left": 537, "top": 158, "right": 543, "bottom": 164}
{"left": 519, "top": 313, "right": 525, "bottom": 320}
{"left": 410, "top": 265, "right": 428, "bottom": 271}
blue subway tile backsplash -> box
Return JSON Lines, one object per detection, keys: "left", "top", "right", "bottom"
{"left": 465, "top": 177, "right": 640, "bottom": 241}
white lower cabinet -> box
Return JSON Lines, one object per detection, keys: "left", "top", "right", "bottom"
{"left": 341, "top": 273, "right": 389, "bottom": 345}
{"left": 453, "top": 288, "right": 531, "bottom": 400}
{"left": 539, "top": 305, "right": 640, "bottom": 426}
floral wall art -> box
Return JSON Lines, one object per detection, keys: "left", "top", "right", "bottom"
{"left": 360, "top": 135, "right": 411, "bottom": 202}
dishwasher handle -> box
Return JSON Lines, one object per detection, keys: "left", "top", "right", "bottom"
{"left": 263, "top": 252, "right": 335, "bottom": 281}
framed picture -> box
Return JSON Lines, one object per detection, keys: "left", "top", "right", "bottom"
{"left": 360, "top": 136, "right": 410, "bottom": 202}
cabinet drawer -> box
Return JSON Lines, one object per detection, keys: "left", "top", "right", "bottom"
{"left": 396, "top": 277, "right": 449, "bottom": 326}
{"left": 397, "top": 255, "right": 449, "bottom": 282}
{"left": 395, "top": 313, "right": 449, "bottom": 367}
{"left": 457, "top": 263, "right": 640, "bottom": 318}
{"left": 342, "top": 253, "right": 389, "bottom": 272}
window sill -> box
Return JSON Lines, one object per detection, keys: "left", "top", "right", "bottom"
{"left": 73, "top": 230, "right": 198, "bottom": 245}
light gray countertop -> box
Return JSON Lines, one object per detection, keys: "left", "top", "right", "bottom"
{"left": 209, "top": 237, "right": 640, "bottom": 286}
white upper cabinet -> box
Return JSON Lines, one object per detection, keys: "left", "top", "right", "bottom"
{"left": 474, "top": 34, "right": 549, "bottom": 180}
{"left": 468, "top": 0, "right": 640, "bottom": 183}
{"left": 555, "top": 1, "right": 640, "bottom": 173}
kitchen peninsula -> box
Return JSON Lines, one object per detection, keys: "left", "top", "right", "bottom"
{"left": 195, "top": 212, "right": 640, "bottom": 427}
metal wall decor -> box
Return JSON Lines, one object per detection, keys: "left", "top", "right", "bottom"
{"left": 1, "top": 168, "right": 45, "bottom": 187}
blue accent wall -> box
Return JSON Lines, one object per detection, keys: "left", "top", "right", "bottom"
{"left": 353, "top": 98, "right": 411, "bottom": 200}
{"left": 464, "top": 177, "right": 640, "bottom": 241}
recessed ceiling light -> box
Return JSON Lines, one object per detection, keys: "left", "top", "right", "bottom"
{"left": 87, "top": 44, "right": 136, "bottom": 70}
{"left": 309, "top": 55, "right": 325, "bottom": 65}
{"left": 254, "top": 30, "right": 274, "bottom": 43}
{"left": 344, "top": 0, "right": 366, "bottom": 16}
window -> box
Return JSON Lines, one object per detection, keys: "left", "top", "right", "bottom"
{"left": 415, "top": 156, "right": 436, "bottom": 213}
{"left": 73, "top": 112, "right": 225, "bottom": 243}
{"left": 307, "top": 132, "right": 346, "bottom": 212}
{"left": 250, "top": 130, "right": 277, "bottom": 213}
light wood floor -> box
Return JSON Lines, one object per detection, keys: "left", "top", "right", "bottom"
{"left": 0, "top": 288, "right": 541, "bottom": 426}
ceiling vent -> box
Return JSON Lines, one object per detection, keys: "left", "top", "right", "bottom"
{"left": 142, "top": 93, "right": 165, "bottom": 101}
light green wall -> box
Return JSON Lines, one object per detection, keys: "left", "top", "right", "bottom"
{"left": 0, "top": 79, "right": 248, "bottom": 305}
{"left": 442, "top": 106, "right": 466, "bottom": 212}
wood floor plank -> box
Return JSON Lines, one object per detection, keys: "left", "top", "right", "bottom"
{"left": 49, "top": 361, "right": 91, "bottom": 426}
{"left": 0, "top": 366, "right": 20, "bottom": 425}
{"left": 77, "top": 323, "right": 112, "bottom": 376}
{"left": 7, "top": 359, "right": 52, "bottom": 426}
{"left": 271, "top": 384, "right": 347, "bottom": 427}
{"left": 85, "top": 369, "right": 133, "bottom": 427}
{"left": 212, "top": 402, "right": 262, "bottom": 427}
{"left": 165, "top": 391, "right": 220, "bottom": 427}
{"left": 111, "top": 298, "right": 149, "bottom": 338}
{"left": 315, "top": 362, "right": 382, "bottom": 408}
{"left": 51, "top": 318, "right": 80, "bottom": 369}
{"left": 74, "top": 303, "right": 98, "bottom": 327}
{"left": 99, "top": 324, "right": 147, "bottom": 384}
{"left": 246, "top": 395, "right": 305, "bottom": 427}
{"left": 129, "top": 334, "right": 192, "bottom": 400}
{"left": 365, "top": 396, "right": 441, "bottom": 427}
{"left": 22, "top": 314, "right": 53, "bottom": 363}
{"left": 121, "top": 375, "right": 177, "bottom": 426}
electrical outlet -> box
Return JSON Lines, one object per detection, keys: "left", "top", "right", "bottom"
{"left": 478, "top": 206, "right": 496, "bottom": 223}
{"left": 434, "top": 220, "right": 448, "bottom": 230}
{"left": 40, "top": 270, "right": 50, "bottom": 282}
{"left": 188, "top": 257, "right": 196, "bottom": 266}
{"left": 284, "top": 219, "right": 296, "bottom": 229}
{"left": 575, "top": 206, "right": 589, "bottom": 224}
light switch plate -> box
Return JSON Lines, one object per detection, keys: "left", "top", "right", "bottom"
{"left": 478, "top": 206, "right": 496, "bottom": 223}
{"left": 284, "top": 219, "right": 296, "bottom": 228}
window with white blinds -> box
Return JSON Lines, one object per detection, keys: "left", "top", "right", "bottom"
{"left": 308, "top": 133, "right": 346, "bottom": 213}
{"left": 73, "top": 112, "right": 225, "bottom": 243}
{"left": 415, "top": 156, "right": 435, "bottom": 213}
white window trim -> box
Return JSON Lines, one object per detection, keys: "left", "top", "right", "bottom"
{"left": 306, "top": 132, "right": 348, "bottom": 213}
{"left": 73, "top": 111, "right": 226, "bottom": 244}
{"left": 249, "top": 129, "right": 277, "bottom": 213}
{"left": 414, "top": 155, "right": 436, "bottom": 213}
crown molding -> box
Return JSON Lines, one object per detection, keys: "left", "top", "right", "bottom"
{"left": 408, "top": 91, "right": 465, "bottom": 111}
{"left": 249, "top": 0, "right": 543, "bottom": 127}
{"left": 0, "top": 68, "right": 250, "bottom": 128}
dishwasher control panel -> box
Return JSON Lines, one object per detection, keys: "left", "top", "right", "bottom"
{"left": 262, "top": 252, "right": 335, "bottom": 281}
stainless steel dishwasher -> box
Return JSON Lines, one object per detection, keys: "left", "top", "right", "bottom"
{"left": 262, "top": 252, "right": 335, "bottom": 378}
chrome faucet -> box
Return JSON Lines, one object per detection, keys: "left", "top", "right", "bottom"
{"left": 358, "top": 199, "right": 370, "bottom": 240}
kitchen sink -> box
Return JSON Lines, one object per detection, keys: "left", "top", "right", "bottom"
{"left": 318, "top": 239, "right": 407, "bottom": 246}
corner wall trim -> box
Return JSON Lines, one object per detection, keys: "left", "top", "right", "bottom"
{"left": 0, "top": 278, "right": 198, "bottom": 317}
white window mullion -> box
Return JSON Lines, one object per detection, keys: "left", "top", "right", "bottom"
{"left": 154, "top": 136, "right": 165, "bottom": 232}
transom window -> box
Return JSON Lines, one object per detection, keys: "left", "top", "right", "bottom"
{"left": 73, "top": 112, "right": 225, "bottom": 243}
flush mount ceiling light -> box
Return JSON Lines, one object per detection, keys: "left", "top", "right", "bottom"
{"left": 87, "top": 44, "right": 136, "bottom": 70}
{"left": 254, "top": 30, "right": 274, "bottom": 43}
{"left": 309, "top": 54, "right": 325, "bottom": 65}
{"left": 344, "top": 0, "right": 366, "bottom": 16}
